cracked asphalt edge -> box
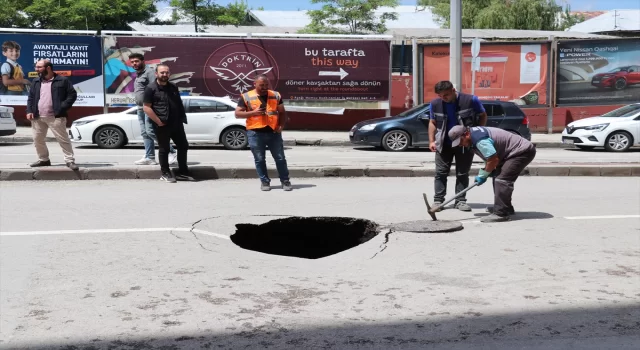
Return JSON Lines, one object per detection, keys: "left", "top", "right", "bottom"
{"left": 370, "top": 229, "right": 393, "bottom": 259}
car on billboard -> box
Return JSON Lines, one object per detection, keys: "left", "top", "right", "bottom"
{"left": 69, "top": 96, "right": 248, "bottom": 150}
{"left": 591, "top": 66, "right": 640, "bottom": 90}
{"left": 561, "top": 103, "right": 640, "bottom": 152}
{"left": 0, "top": 106, "right": 17, "bottom": 137}
{"left": 349, "top": 100, "right": 531, "bottom": 152}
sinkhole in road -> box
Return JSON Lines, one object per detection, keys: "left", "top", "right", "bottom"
{"left": 230, "top": 216, "right": 380, "bottom": 259}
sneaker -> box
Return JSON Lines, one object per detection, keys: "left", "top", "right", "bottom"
{"left": 30, "top": 160, "right": 51, "bottom": 167}
{"left": 261, "top": 182, "right": 271, "bottom": 191}
{"left": 481, "top": 213, "right": 511, "bottom": 223}
{"left": 134, "top": 158, "right": 157, "bottom": 165}
{"left": 175, "top": 172, "right": 196, "bottom": 182}
{"left": 160, "top": 172, "right": 177, "bottom": 183}
{"left": 169, "top": 152, "right": 177, "bottom": 165}
{"left": 486, "top": 206, "right": 516, "bottom": 215}
{"left": 454, "top": 202, "right": 472, "bottom": 212}
{"left": 432, "top": 201, "right": 444, "bottom": 212}
{"left": 66, "top": 162, "right": 79, "bottom": 170}
{"left": 282, "top": 180, "right": 293, "bottom": 191}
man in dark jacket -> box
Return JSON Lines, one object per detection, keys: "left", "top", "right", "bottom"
{"left": 428, "top": 80, "right": 487, "bottom": 212}
{"left": 26, "top": 59, "right": 78, "bottom": 170}
{"left": 129, "top": 53, "right": 176, "bottom": 165}
{"left": 143, "top": 64, "right": 193, "bottom": 183}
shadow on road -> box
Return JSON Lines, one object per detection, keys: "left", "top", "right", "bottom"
{"left": 10, "top": 304, "right": 639, "bottom": 349}
{"left": 474, "top": 211, "right": 555, "bottom": 221}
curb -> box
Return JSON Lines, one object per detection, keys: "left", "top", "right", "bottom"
{"left": 3, "top": 136, "right": 571, "bottom": 149}
{"left": 1, "top": 164, "right": 638, "bottom": 181}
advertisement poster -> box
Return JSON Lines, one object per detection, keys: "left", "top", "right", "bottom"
{"left": 423, "top": 43, "right": 548, "bottom": 105}
{"left": 103, "top": 36, "right": 390, "bottom": 107}
{"left": 0, "top": 34, "right": 103, "bottom": 106}
{"left": 556, "top": 38, "right": 640, "bottom": 105}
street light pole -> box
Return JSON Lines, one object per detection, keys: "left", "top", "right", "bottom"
{"left": 449, "top": 0, "right": 462, "bottom": 92}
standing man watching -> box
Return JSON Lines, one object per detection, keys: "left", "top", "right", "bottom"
{"left": 448, "top": 125, "right": 537, "bottom": 222}
{"left": 428, "top": 80, "right": 487, "bottom": 212}
{"left": 129, "top": 53, "right": 176, "bottom": 165}
{"left": 26, "top": 59, "right": 78, "bottom": 170}
{"left": 143, "top": 64, "right": 193, "bottom": 183}
{"left": 235, "top": 74, "right": 292, "bottom": 191}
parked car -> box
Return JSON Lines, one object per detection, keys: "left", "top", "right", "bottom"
{"left": 70, "top": 96, "right": 248, "bottom": 150}
{"left": 349, "top": 100, "right": 531, "bottom": 151}
{"left": 561, "top": 103, "right": 640, "bottom": 152}
{"left": 591, "top": 66, "right": 640, "bottom": 90}
{"left": 0, "top": 105, "right": 17, "bottom": 137}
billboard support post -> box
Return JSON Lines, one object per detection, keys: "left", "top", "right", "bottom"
{"left": 412, "top": 37, "right": 419, "bottom": 107}
{"left": 548, "top": 35, "right": 556, "bottom": 134}
{"left": 449, "top": 0, "right": 462, "bottom": 91}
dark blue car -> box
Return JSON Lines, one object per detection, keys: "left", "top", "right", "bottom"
{"left": 349, "top": 100, "right": 532, "bottom": 151}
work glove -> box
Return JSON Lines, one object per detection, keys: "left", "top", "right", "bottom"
{"left": 475, "top": 169, "right": 491, "bottom": 186}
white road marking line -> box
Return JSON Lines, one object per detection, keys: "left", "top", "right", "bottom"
{"left": 191, "top": 228, "right": 231, "bottom": 240}
{"left": 0, "top": 227, "right": 231, "bottom": 241}
{"left": 564, "top": 215, "right": 640, "bottom": 220}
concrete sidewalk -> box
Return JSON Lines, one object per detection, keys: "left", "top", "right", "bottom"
{"left": 1, "top": 163, "right": 637, "bottom": 181}
{"left": 5, "top": 126, "right": 569, "bottom": 148}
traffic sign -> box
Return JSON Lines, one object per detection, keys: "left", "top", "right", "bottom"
{"left": 471, "top": 38, "right": 481, "bottom": 58}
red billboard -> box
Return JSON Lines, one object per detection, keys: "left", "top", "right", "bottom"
{"left": 103, "top": 36, "right": 390, "bottom": 106}
{"left": 423, "top": 43, "right": 549, "bottom": 106}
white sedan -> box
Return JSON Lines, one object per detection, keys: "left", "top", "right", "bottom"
{"left": 562, "top": 103, "right": 640, "bottom": 152}
{"left": 0, "top": 105, "right": 17, "bottom": 137}
{"left": 69, "top": 96, "right": 248, "bottom": 150}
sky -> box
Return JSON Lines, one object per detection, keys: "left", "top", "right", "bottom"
{"left": 159, "top": 0, "right": 640, "bottom": 12}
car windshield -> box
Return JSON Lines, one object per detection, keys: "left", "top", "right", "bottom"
{"left": 600, "top": 104, "right": 640, "bottom": 118}
{"left": 394, "top": 104, "right": 429, "bottom": 118}
{"left": 607, "top": 67, "right": 630, "bottom": 73}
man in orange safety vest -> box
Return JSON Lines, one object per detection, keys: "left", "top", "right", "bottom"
{"left": 235, "top": 74, "right": 292, "bottom": 191}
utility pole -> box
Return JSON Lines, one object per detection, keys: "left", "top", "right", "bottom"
{"left": 450, "top": 0, "right": 462, "bottom": 91}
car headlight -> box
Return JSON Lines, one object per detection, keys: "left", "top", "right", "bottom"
{"left": 359, "top": 123, "right": 377, "bottom": 131}
{"left": 73, "top": 120, "right": 95, "bottom": 126}
{"left": 583, "top": 123, "right": 609, "bottom": 131}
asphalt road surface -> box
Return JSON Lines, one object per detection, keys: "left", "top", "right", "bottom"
{"left": 1, "top": 177, "right": 639, "bottom": 349}
{"left": 0, "top": 143, "right": 638, "bottom": 169}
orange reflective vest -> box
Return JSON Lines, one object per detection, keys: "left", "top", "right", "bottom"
{"left": 241, "top": 89, "right": 280, "bottom": 130}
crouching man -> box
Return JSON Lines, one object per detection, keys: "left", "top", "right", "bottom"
{"left": 448, "top": 125, "right": 536, "bottom": 222}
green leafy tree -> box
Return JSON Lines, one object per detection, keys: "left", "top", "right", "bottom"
{"left": 419, "top": 0, "right": 573, "bottom": 31}
{"left": 170, "top": 0, "right": 250, "bottom": 31}
{"left": 0, "top": 0, "right": 156, "bottom": 30}
{"left": 300, "top": 0, "right": 400, "bottom": 34}
{"left": 558, "top": 5, "right": 586, "bottom": 31}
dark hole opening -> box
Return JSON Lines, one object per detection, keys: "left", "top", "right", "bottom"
{"left": 230, "top": 216, "right": 380, "bottom": 259}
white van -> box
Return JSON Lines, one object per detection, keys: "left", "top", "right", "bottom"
{"left": 0, "top": 105, "right": 17, "bottom": 136}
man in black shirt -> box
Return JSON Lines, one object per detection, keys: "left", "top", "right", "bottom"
{"left": 143, "top": 64, "right": 194, "bottom": 183}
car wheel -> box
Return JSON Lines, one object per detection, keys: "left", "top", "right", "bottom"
{"left": 604, "top": 131, "right": 633, "bottom": 152}
{"left": 95, "top": 126, "right": 126, "bottom": 149}
{"left": 614, "top": 78, "right": 627, "bottom": 90}
{"left": 576, "top": 145, "right": 595, "bottom": 150}
{"left": 221, "top": 127, "right": 248, "bottom": 150}
{"left": 381, "top": 130, "right": 410, "bottom": 152}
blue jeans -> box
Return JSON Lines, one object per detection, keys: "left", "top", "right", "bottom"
{"left": 137, "top": 109, "right": 175, "bottom": 159}
{"left": 137, "top": 109, "right": 155, "bottom": 160}
{"left": 247, "top": 130, "right": 289, "bottom": 183}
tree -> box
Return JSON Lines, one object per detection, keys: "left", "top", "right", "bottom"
{"left": 558, "top": 5, "right": 586, "bottom": 31}
{"left": 0, "top": 0, "right": 157, "bottom": 31}
{"left": 419, "top": 0, "right": 576, "bottom": 31}
{"left": 170, "top": 0, "right": 250, "bottom": 31}
{"left": 300, "top": 0, "right": 400, "bottom": 35}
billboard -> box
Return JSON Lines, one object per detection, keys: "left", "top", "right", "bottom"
{"left": 556, "top": 38, "right": 640, "bottom": 105}
{"left": 103, "top": 36, "right": 390, "bottom": 107}
{"left": 423, "top": 43, "right": 548, "bottom": 105}
{"left": 0, "top": 33, "right": 103, "bottom": 106}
